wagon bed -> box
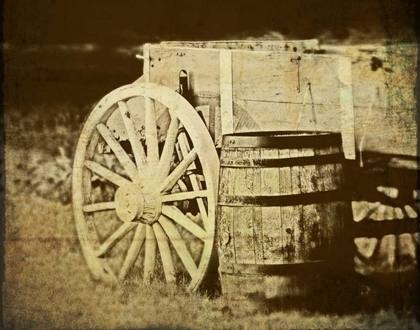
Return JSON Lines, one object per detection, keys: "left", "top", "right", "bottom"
{"left": 72, "top": 39, "right": 418, "bottom": 292}
{"left": 143, "top": 39, "right": 417, "bottom": 161}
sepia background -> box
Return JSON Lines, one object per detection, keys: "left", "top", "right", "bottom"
{"left": 2, "top": 0, "right": 419, "bottom": 329}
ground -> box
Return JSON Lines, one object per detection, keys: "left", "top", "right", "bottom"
{"left": 2, "top": 116, "right": 419, "bottom": 330}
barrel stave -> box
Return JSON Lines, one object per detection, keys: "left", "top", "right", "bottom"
{"left": 218, "top": 132, "right": 353, "bottom": 308}
{"left": 233, "top": 206, "right": 256, "bottom": 264}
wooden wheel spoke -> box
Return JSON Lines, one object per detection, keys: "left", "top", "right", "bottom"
{"left": 178, "top": 130, "right": 197, "bottom": 171}
{"left": 159, "top": 215, "right": 198, "bottom": 278}
{"left": 153, "top": 223, "right": 176, "bottom": 283}
{"left": 159, "top": 148, "right": 198, "bottom": 192}
{"left": 145, "top": 95, "right": 159, "bottom": 167}
{"left": 119, "top": 224, "right": 146, "bottom": 280}
{"left": 95, "top": 222, "right": 137, "bottom": 257}
{"left": 118, "top": 101, "right": 147, "bottom": 169}
{"left": 177, "top": 133, "right": 209, "bottom": 227}
{"left": 161, "top": 205, "right": 207, "bottom": 242}
{"left": 157, "top": 117, "right": 179, "bottom": 179}
{"left": 178, "top": 130, "right": 190, "bottom": 153}
{"left": 161, "top": 190, "right": 208, "bottom": 203}
{"left": 84, "top": 160, "right": 131, "bottom": 187}
{"left": 83, "top": 202, "right": 116, "bottom": 213}
{"left": 96, "top": 123, "right": 139, "bottom": 182}
{"left": 189, "top": 174, "right": 209, "bottom": 229}
{"left": 144, "top": 225, "right": 157, "bottom": 282}
{"left": 73, "top": 83, "right": 218, "bottom": 291}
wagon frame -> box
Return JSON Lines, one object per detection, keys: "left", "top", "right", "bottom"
{"left": 72, "top": 39, "right": 417, "bottom": 292}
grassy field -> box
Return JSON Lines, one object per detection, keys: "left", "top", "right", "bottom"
{"left": 3, "top": 112, "right": 419, "bottom": 330}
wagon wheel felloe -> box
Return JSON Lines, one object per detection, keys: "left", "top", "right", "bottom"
{"left": 72, "top": 83, "right": 219, "bottom": 291}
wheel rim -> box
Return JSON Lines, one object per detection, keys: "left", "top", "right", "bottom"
{"left": 72, "top": 83, "right": 219, "bottom": 291}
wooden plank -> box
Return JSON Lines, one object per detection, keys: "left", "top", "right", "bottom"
{"left": 330, "top": 145, "right": 342, "bottom": 191}
{"left": 290, "top": 149, "right": 301, "bottom": 195}
{"left": 299, "top": 148, "right": 321, "bottom": 262}
{"left": 219, "top": 206, "right": 235, "bottom": 263}
{"left": 143, "top": 43, "right": 159, "bottom": 166}
{"left": 233, "top": 148, "right": 253, "bottom": 196}
{"left": 232, "top": 52, "right": 298, "bottom": 102}
{"left": 298, "top": 148, "right": 316, "bottom": 194}
{"left": 281, "top": 206, "right": 296, "bottom": 264}
{"left": 232, "top": 101, "right": 341, "bottom": 134}
{"left": 253, "top": 206, "right": 264, "bottom": 263}
{"left": 277, "top": 148, "right": 294, "bottom": 264}
{"left": 233, "top": 206, "right": 256, "bottom": 264}
{"left": 289, "top": 148, "right": 304, "bottom": 262}
{"left": 302, "top": 202, "right": 322, "bottom": 262}
{"left": 148, "top": 44, "right": 416, "bottom": 158}
{"left": 262, "top": 207, "right": 282, "bottom": 264}
{"left": 150, "top": 44, "right": 415, "bottom": 108}
{"left": 250, "top": 149, "right": 261, "bottom": 196}
{"left": 313, "top": 146, "right": 335, "bottom": 250}
{"left": 327, "top": 201, "right": 344, "bottom": 251}
{"left": 215, "top": 106, "right": 222, "bottom": 147}
{"left": 251, "top": 149, "right": 264, "bottom": 263}
{"left": 160, "top": 39, "right": 320, "bottom": 52}
{"left": 315, "top": 146, "right": 349, "bottom": 253}
{"left": 339, "top": 58, "right": 356, "bottom": 160}
{"left": 293, "top": 206, "right": 304, "bottom": 263}
{"left": 149, "top": 46, "right": 221, "bottom": 93}
{"left": 237, "top": 99, "right": 415, "bottom": 158}
{"left": 333, "top": 162, "right": 345, "bottom": 189}
{"left": 219, "top": 149, "right": 236, "bottom": 196}
{"left": 278, "top": 149, "right": 292, "bottom": 196}
{"left": 260, "top": 148, "right": 280, "bottom": 195}
{"left": 143, "top": 43, "right": 151, "bottom": 81}
{"left": 195, "top": 105, "right": 210, "bottom": 129}
{"left": 220, "top": 49, "right": 234, "bottom": 135}
{"left": 232, "top": 53, "right": 342, "bottom": 106}
{"left": 259, "top": 148, "right": 282, "bottom": 264}
{"left": 314, "top": 146, "right": 338, "bottom": 191}
{"left": 232, "top": 51, "right": 299, "bottom": 104}
{"left": 231, "top": 147, "right": 256, "bottom": 264}
{"left": 233, "top": 99, "right": 261, "bottom": 133}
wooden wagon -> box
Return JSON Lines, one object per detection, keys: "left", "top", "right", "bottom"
{"left": 72, "top": 39, "right": 418, "bottom": 292}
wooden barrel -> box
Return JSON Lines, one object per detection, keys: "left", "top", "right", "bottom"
{"left": 217, "top": 131, "right": 353, "bottom": 312}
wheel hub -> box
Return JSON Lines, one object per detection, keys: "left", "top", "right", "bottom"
{"left": 115, "top": 184, "right": 161, "bottom": 224}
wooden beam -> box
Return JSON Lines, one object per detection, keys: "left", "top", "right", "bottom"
{"left": 339, "top": 57, "right": 356, "bottom": 160}
{"left": 220, "top": 49, "right": 234, "bottom": 136}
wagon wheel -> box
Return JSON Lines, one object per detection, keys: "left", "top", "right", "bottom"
{"left": 72, "top": 83, "right": 219, "bottom": 291}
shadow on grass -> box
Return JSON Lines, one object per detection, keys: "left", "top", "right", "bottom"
{"left": 195, "top": 245, "right": 418, "bottom": 320}
{"left": 262, "top": 270, "right": 419, "bottom": 316}
{"left": 215, "top": 268, "right": 419, "bottom": 322}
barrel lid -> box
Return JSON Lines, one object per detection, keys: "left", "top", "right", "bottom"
{"left": 222, "top": 131, "right": 342, "bottom": 149}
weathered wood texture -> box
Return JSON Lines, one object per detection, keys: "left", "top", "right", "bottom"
{"left": 148, "top": 42, "right": 417, "bottom": 157}
{"left": 217, "top": 132, "right": 354, "bottom": 302}
{"left": 217, "top": 132, "right": 352, "bottom": 267}
{"left": 160, "top": 39, "right": 320, "bottom": 52}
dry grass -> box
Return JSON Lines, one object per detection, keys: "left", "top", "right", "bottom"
{"left": 3, "top": 116, "right": 419, "bottom": 329}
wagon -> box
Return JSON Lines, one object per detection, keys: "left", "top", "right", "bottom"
{"left": 72, "top": 39, "right": 417, "bottom": 292}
